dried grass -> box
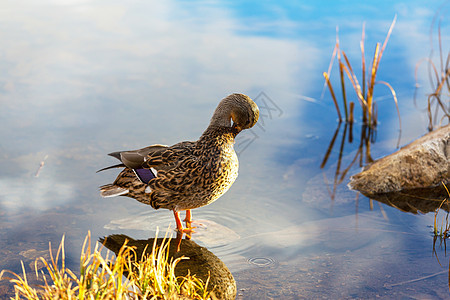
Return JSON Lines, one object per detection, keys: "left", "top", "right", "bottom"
{"left": 0, "top": 230, "right": 211, "bottom": 300}
{"left": 323, "top": 16, "right": 401, "bottom": 129}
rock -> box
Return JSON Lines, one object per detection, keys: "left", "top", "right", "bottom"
{"left": 19, "top": 248, "right": 50, "bottom": 272}
{"left": 349, "top": 124, "right": 450, "bottom": 194}
{"left": 100, "top": 234, "right": 236, "bottom": 300}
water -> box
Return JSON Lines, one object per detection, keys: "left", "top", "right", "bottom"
{"left": 0, "top": 0, "right": 449, "bottom": 298}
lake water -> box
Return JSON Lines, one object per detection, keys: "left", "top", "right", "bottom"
{"left": 0, "top": 0, "right": 449, "bottom": 299}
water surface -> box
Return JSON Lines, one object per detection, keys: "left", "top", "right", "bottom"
{"left": 0, "top": 0, "right": 449, "bottom": 298}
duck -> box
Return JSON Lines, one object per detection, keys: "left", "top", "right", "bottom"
{"left": 98, "top": 93, "right": 259, "bottom": 234}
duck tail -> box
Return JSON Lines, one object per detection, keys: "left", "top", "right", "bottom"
{"left": 99, "top": 184, "right": 129, "bottom": 198}
{"left": 96, "top": 163, "right": 126, "bottom": 173}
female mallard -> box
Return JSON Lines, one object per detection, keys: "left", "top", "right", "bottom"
{"left": 99, "top": 93, "right": 259, "bottom": 234}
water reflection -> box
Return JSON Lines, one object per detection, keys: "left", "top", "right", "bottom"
{"left": 0, "top": 0, "right": 449, "bottom": 298}
{"left": 100, "top": 233, "right": 236, "bottom": 300}
{"left": 363, "top": 185, "right": 449, "bottom": 214}
{"left": 432, "top": 236, "right": 450, "bottom": 294}
{"left": 320, "top": 122, "right": 376, "bottom": 202}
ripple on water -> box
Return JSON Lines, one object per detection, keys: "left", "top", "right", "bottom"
{"left": 247, "top": 257, "right": 277, "bottom": 267}
{"left": 103, "top": 206, "right": 268, "bottom": 270}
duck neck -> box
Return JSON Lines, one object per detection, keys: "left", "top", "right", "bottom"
{"left": 209, "top": 99, "right": 233, "bottom": 128}
{"left": 199, "top": 125, "right": 238, "bottom": 145}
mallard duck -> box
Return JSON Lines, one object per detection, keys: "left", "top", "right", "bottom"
{"left": 99, "top": 93, "right": 259, "bottom": 234}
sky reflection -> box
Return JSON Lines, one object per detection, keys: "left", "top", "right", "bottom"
{"left": 0, "top": 0, "right": 449, "bottom": 298}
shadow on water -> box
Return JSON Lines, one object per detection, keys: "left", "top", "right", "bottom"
{"left": 100, "top": 233, "right": 236, "bottom": 300}
{"left": 363, "top": 185, "right": 449, "bottom": 215}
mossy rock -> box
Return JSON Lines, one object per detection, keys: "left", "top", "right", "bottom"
{"left": 100, "top": 234, "right": 236, "bottom": 300}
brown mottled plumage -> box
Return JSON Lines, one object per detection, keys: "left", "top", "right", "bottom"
{"left": 99, "top": 93, "right": 259, "bottom": 234}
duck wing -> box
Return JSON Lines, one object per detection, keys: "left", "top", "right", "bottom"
{"left": 98, "top": 142, "right": 197, "bottom": 201}
{"left": 99, "top": 142, "right": 196, "bottom": 173}
{"left": 143, "top": 141, "right": 195, "bottom": 171}
{"left": 96, "top": 144, "right": 168, "bottom": 173}
{"left": 109, "top": 144, "right": 168, "bottom": 169}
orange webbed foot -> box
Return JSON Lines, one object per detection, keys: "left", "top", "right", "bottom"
{"left": 178, "top": 227, "right": 196, "bottom": 234}
{"left": 173, "top": 210, "right": 196, "bottom": 239}
{"left": 183, "top": 209, "right": 198, "bottom": 231}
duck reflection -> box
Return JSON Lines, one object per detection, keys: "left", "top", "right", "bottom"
{"left": 99, "top": 233, "right": 236, "bottom": 300}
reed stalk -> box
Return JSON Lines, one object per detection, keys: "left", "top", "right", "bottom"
{"left": 323, "top": 16, "right": 400, "bottom": 129}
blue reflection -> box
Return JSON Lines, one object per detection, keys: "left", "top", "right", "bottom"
{"left": 0, "top": 0, "right": 449, "bottom": 297}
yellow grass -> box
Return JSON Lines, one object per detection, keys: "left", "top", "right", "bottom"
{"left": 434, "top": 183, "right": 450, "bottom": 238}
{"left": 0, "top": 230, "right": 211, "bottom": 300}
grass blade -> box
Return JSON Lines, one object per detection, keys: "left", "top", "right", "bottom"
{"left": 321, "top": 44, "right": 338, "bottom": 99}
{"left": 376, "top": 80, "right": 402, "bottom": 132}
{"left": 336, "top": 28, "right": 348, "bottom": 121}
{"left": 361, "top": 22, "right": 366, "bottom": 101}
{"left": 323, "top": 72, "right": 343, "bottom": 122}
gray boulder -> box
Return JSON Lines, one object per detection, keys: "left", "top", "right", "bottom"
{"left": 349, "top": 124, "right": 449, "bottom": 195}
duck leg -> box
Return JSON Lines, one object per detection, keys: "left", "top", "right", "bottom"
{"left": 184, "top": 209, "right": 192, "bottom": 228}
{"left": 184, "top": 209, "right": 204, "bottom": 228}
{"left": 173, "top": 210, "right": 195, "bottom": 236}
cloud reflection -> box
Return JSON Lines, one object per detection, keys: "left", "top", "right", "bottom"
{"left": 0, "top": 0, "right": 318, "bottom": 214}
{"left": 0, "top": 176, "right": 75, "bottom": 211}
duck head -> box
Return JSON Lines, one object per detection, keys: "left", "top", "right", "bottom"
{"left": 209, "top": 93, "right": 259, "bottom": 133}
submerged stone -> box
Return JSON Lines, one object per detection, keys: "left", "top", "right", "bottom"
{"left": 100, "top": 234, "right": 236, "bottom": 300}
{"left": 349, "top": 124, "right": 449, "bottom": 194}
